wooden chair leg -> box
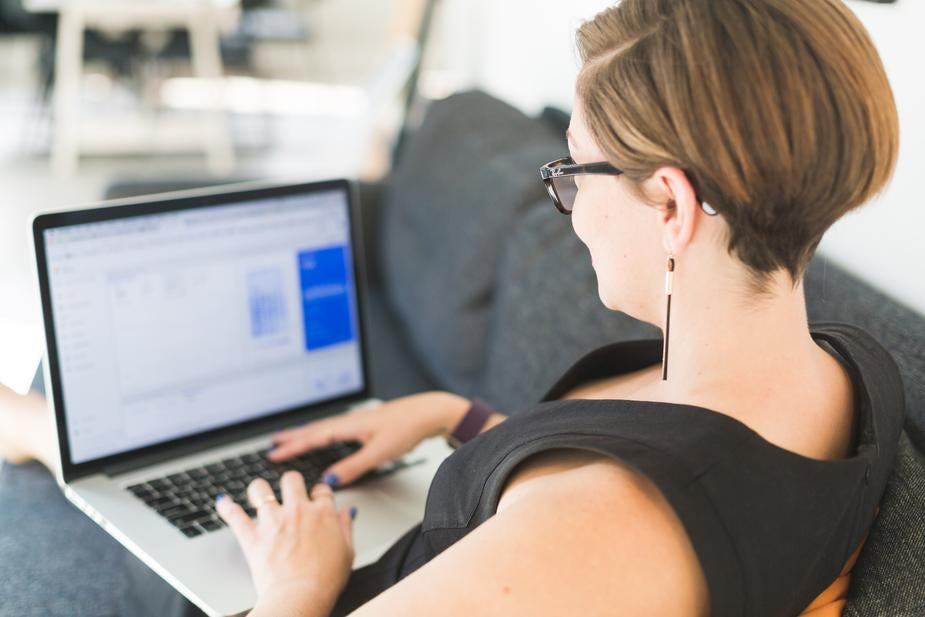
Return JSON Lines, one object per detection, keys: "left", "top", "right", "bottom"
{"left": 52, "top": 6, "right": 85, "bottom": 177}
{"left": 188, "top": 9, "right": 234, "bottom": 175}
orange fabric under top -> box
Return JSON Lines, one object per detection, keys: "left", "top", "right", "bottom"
{"left": 798, "top": 517, "right": 874, "bottom": 617}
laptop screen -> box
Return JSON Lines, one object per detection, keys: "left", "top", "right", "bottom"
{"left": 43, "top": 187, "right": 365, "bottom": 465}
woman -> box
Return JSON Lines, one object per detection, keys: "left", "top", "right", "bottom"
{"left": 0, "top": 0, "right": 905, "bottom": 615}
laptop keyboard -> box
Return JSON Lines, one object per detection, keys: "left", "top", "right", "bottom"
{"left": 125, "top": 441, "right": 362, "bottom": 538}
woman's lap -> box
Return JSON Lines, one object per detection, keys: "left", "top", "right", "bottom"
{"left": 0, "top": 458, "right": 402, "bottom": 617}
{"left": 10, "top": 365, "right": 378, "bottom": 616}
{"left": 0, "top": 460, "right": 204, "bottom": 617}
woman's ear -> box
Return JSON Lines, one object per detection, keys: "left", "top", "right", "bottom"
{"left": 651, "top": 167, "right": 699, "bottom": 256}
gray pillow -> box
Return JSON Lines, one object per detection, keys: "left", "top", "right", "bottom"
{"left": 844, "top": 429, "right": 925, "bottom": 616}
{"left": 804, "top": 256, "right": 925, "bottom": 439}
{"left": 475, "top": 200, "right": 659, "bottom": 411}
{"left": 380, "top": 91, "right": 565, "bottom": 396}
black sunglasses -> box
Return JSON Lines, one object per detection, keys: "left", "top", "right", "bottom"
{"left": 540, "top": 156, "right": 719, "bottom": 216}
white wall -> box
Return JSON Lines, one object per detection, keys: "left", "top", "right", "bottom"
{"left": 818, "top": 1, "right": 925, "bottom": 315}
{"left": 431, "top": 0, "right": 925, "bottom": 315}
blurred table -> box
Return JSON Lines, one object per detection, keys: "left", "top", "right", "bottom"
{"left": 23, "top": 0, "right": 240, "bottom": 176}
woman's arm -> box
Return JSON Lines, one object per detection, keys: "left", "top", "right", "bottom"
{"left": 348, "top": 457, "right": 709, "bottom": 617}
{"left": 477, "top": 411, "right": 509, "bottom": 434}
{"left": 266, "top": 391, "right": 508, "bottom": 487}
{"left": 432, "top": 395, "right": 509, "bottom": 442}
{"left": 218, "top": 396, "right": 514, "bottom": 617}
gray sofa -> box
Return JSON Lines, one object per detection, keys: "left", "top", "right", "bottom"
{"left": 1, "top": 90, "right": 923, "bottom": 616}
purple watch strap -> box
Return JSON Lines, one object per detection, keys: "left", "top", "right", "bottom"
{"left": 449, "top": 398, "right": 494, "bottom": 448}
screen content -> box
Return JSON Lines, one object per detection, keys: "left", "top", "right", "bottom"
{"left": 44, "top": 188, "right": 365, "bottom": 464}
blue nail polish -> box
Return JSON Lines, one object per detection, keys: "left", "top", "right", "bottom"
{"left": 323, "top": 473, "right": 339, "bottom": 487}
{"left": 349, "top": 506, "right": 357, "bottom": 520}
{"left": 216, "top": 494, "right": 226, "bottom": 503}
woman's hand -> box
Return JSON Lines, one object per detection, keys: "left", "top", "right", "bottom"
{"left": 268, "top": 391, "right": 470, "bottom": 486}
{"left": 216, "top": 472, "right": 356, "bottom": 617}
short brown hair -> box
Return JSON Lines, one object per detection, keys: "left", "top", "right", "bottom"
{"left": 576, "top": 0, "right": 899, "bottom": 295}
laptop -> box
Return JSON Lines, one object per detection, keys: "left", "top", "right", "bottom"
{"left": 31, "top": 178, "right": 453, "bottom": 617}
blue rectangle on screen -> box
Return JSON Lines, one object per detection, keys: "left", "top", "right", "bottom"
{"left": 298, "top": 246, "right": 354, "bottom": 351}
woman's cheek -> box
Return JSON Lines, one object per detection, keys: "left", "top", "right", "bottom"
{"left": 570, "top": 182, "right": 595, "bottom": 244}
{"left": 570, "top": 195, "right": 588, "bottom": 245}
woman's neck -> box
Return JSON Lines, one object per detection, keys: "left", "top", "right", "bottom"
{"left": 649, "top": 272, "right": 830, "bottom": 409}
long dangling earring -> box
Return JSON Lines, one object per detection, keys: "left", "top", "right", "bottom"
{"left": 661, "top": 254, "right": 675, "bottom": 381}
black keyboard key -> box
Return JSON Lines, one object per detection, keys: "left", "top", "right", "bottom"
{"left": 172, "top": 486, "right": 195, "bottom": 499}
{"left": 169, "top": 510, "right": 212, "bottom": 526}
{"left": 249, "top": 459, "right": 271, "bottom": 472}
{"left": 153, "top": 499, "right": 184, "bottom": 512}
{"left": 148, "top": 478, "right": 172, "bottom": 491}
{"left": 129, "top": 442, "right": 366, "bottom": 530}
{"left": 127, "top": 483, "right": 150, "bottom": 495}
{"left": 160, "top": 504, "right": 191, "bottom": 518}
{"left": 285, "top": 459, "right": 305, "bottom": 470}
{"left": 239, "top": 468, "right": 260, "bottom": 481}
{"left": 197, "top": 484, "right": 219, "bottom": 496}
{"left": 173, "top": 491, "right": 195, "bottom": 501}
{"left": 202, "top": 491, "right": 223, "bottom": 503}
{"left": 201, "top": 519, "right": 223, "bottom": 531}
{"left": 227, "top": 467, "right": 251, "bottom": 481}
{"left": 144, "top": 495, "right": 176, "bottom": 508}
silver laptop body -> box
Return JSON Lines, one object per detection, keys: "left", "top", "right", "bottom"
{"left": 32, "top": 179, "right": 452, "bottom": 616}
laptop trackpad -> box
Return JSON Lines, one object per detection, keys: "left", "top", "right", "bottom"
{"left": 333, "top": 483, "right": 420, "bottom": 568}
{"left": 333, "top": 438, "right": 452, "bottom": 567}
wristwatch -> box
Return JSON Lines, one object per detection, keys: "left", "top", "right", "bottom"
{"left": 447, "top": 398, "right": 495, "bottom": 449}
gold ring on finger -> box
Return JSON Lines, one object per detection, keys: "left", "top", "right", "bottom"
{"left": 255, "top": 494, "right": 277, "bottom": 509}
{"left": 310, "top": 483, "right": 334, "bottom": 499}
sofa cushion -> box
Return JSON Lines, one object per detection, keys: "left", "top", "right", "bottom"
{"left": 844, "top": 428, "right": 925, "bottom": 615}
{"left": 380, "top": 90, "right": 565, "bottom": 396}
{"left": 475, "top": 200, "right": 659, "bottom": 411}
{"left": 803, "top": 257, "right": 925, "bottom": 443}
{"left": 364, "top": 287, "right": 439, "bottom": 400}
{"left": 0, "top": 460, "right": 205, "bottom": 617}
{"left": 0, "top": 461, "right": 130, "bottom": 617}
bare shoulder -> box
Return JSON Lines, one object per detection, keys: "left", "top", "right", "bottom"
{"left": 352, "top": 455, "right": 709, "bottom": 617}
{"left": 508, "top": 457, "right": 710, "bottom": 615}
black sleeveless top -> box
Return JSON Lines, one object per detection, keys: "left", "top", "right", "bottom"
{"left": 331, "top": 322, "right": 905, "bottom": 617}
